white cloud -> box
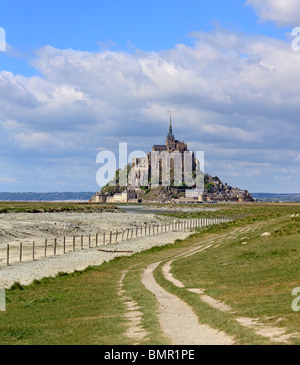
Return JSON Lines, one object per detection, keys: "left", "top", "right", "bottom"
{"left": 0, "top": 177, "right": 17, "bottom": 184}
{"left": 247, "top": 0, "right": 300, "bottom": 26}
{"left": 14, "top": 131, "right": 72, "bottom": 150}
{"left": 0, "top": 27, "right": 300, "bottom": 192}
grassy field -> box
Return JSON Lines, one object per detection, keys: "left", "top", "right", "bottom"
{"left": 0, "top": 203, "right": 299, "bottom": 345}
{"left": 0, "top": 201, "right": 119, "bottom": 213}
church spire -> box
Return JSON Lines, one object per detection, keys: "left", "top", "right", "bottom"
{"left": 167, "top": 115, "right": 175, "bottom": 140}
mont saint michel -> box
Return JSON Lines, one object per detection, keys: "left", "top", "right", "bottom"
{"left": 90, "top": 119, "right": 254, "bottom": 204}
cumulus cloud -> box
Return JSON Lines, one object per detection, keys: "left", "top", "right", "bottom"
{"left": 0, "top": 26, "right": 300, "bottom": 192}
{"left": 247, "top": 0, "right": 300, "bottom": 26}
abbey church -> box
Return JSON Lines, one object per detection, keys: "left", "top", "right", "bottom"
{"left": 152, "top": 117, "right": 188, "bottom": 154}
{"left": 130, "top": 117, "right": 198, "bottom": 188}
{"left": 89, "top": 118, "right": 254, "bottom": 203}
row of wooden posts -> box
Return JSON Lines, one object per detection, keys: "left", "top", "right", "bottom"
{"left": 4, "top": 217, "right": 233, "bottom": 267}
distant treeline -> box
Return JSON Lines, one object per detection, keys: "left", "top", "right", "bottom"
{"left": 252, "top": 193, "right": 300, "bottom": 202}
{"left": 0, "top": 192, "right": 96, "bottom": 202}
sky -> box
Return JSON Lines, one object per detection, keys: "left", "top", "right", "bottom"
{"left": 0, "top": 0, "right": 300, "bottom": 193}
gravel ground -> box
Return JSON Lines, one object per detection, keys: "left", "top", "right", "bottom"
{"left": 0, "top": 211, "right": 174, "bottom": 246}
{"left": 0, "top": 230, "right": 191, "bottom": 289}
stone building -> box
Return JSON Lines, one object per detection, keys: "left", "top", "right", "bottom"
{"left": 152, "top": 117, "right": 188, "bottom": 154}
{"left": 131, "top": 117, "right": 198, "bottom": 187}
{"left": 89, "top": 188, "right": 138, "bottom": 204}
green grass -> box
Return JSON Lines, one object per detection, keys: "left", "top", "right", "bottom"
{"left": 0, "top": 203, "right": 299, "bottom": 344}
{"left": 164, "top": 214, "right": 300, "bottom": 344}
{"left": 0, "top": 201, "right": 119, "bottom": 213}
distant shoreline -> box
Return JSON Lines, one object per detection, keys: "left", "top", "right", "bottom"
{"left": 0, "top": 192, "right": 96, "bottom": 202}
{"left": 0, "top": 192, "right": 300, "bottom": 203}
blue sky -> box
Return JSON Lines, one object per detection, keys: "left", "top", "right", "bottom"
{"left": 0, "top": 0, "right": 300, "bottom": 193}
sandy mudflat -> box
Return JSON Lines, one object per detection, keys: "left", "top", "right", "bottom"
{"left": 0, "top": 230, "right": 191, "bottom": 289}
{"left": 0, "top": 211, "right": 193, "bottom": 288}
{"left": 0, "top": 211, "right": 172, "bottom": 246}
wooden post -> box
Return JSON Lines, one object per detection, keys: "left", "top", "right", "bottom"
{"left": 122, "top": 230, "right": 124, "bottom": 241}
{"left": 115, "top": 231, "right": 118, "bottom": 244}
{"left": 81, "top": 235, "right": 84, "bottom": 250}
{"left": 20, "top": 242, "right": 22, "bottom": 263}
{"left": 96, "top": 233, "right": 98, "bottom": 247}
{"left": 7, "top": 244, "right": 9, "bottom": 266}
{"left": 63, "top": 237, "right": 66, "bottom": 254}
{"left": 89, "top": 234, "right": 91, "bottom": 248}
{"left": 33, "top": 241, "right": 35, "bottom": 261}
{"left": 127, "top": 229, "right": 129, "bottom": 240}
{"left": 109, "top": 231, "right": 112, "bottom": 244}
{"left": 73, "top": 236, "right": 76, "bottom": 252}
{"left": 45, "top": 239, "right": 47, "bottom": 258}
{"left": 54, "top": 238, "right": 57, "bottom": 256}
{"left": 103, "top": 232, "right": 105, "bottom": 246}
